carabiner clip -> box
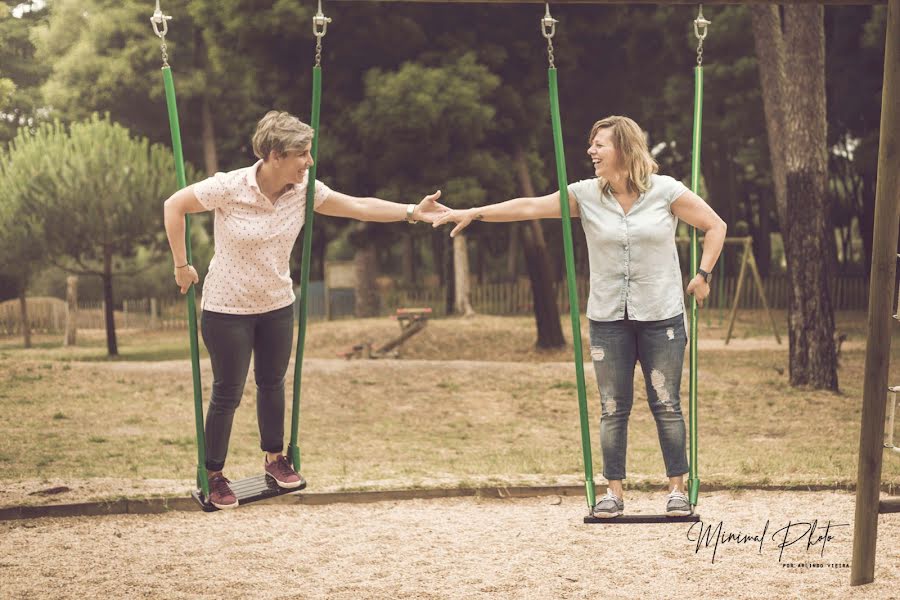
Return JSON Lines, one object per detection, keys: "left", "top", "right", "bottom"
{"left": 541, "top": 3, "right": 558, "bottom": 40}
{"left": 694, "top": 5, "right": 710, "bottom": 41}
{"left": 151, "top": 1, "right": 171, "bottom": 39}
{"left": 313, "top": 0, "right": 332, "bottom": 38}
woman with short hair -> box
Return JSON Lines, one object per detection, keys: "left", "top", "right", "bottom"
{"left": 164, "top": 110, "right": 446, "bottom": 509}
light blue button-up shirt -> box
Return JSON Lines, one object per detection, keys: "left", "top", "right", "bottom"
{"left": 568, "top": 174, "right": 688, "bottom": 322}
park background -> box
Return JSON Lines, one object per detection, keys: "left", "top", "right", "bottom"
{"left": 0, "top": 1, "right": 899, "bottom": 598}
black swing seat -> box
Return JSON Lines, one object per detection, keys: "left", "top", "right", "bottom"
{"left": 584, "top": 512, "right": 700, "bottom": 524}
{"left": 192, "top": 474, "right": 307, "bottom": 512}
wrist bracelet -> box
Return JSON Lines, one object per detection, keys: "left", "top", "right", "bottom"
{"left": 175, "top": 263, "right": 189, "bottom": 269}
{"left": 405, "top": 203, "right": 417, "bottom": 224}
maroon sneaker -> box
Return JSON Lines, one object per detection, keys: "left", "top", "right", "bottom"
{"left": 264, "top": 455, "right": 304, "bottom": 488}
{"left": 208, "top": 474, "right": 238, "bottom": 510}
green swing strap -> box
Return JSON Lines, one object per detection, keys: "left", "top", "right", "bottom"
{"left": 288, "top": 1, "right": 332, "bottom": 473}
{"left": 542, "top": 5, "right": 596, "bottom": 510}
{"left": 151, "top": 2, "right": 209, "bottom": 498}
{"left": 688, "top": 6, "right": 710, "bottom": 507}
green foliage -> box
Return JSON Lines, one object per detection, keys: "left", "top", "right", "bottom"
{"left": 0, "top": 0, "right": 51, "bottom": 142}
{"left": 4, "top": 115, "right": 190, "bottom": 272}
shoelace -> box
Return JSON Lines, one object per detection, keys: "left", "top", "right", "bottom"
{"left": 269, "top": 456, "right": 294, "bottom": 477}
{"left": 601, "top": 491, "right": 622, "bottom": 504}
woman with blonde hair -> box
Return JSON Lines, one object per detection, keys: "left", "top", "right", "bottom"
{"left": 433, "top": 115, "right": 726, "bottom": 518}
{"left": 164, "top": 110, "right": 446, "bottom": 509}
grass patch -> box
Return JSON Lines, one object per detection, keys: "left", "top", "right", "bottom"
{"left": 0, "top": 311, "right": 897, "bottom": 492}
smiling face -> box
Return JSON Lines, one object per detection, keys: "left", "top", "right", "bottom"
{"left": 270, "top": 145, "right": 314, "bottom": 185}
{"left": 586, "top": 128, "right": 621, "bottom": 181}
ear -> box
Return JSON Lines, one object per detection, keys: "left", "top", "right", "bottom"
{"left": 268, "top": 149, "right": 281, "bottom": 162}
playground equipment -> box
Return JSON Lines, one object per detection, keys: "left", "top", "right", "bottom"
{"left": 341, "top": 307, "right": 433, "bottom": 359}
{"left": 541, "top": 3, "right": 708, "bottom": 524}
{"left": 850, "top": 0, "right": 900, "bottom": 587}
{"left": 676, "top": 235, "right": 781, "bottom": 344}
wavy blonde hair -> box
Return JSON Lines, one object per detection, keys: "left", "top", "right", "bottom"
{"left": 252, "top": 111, "right": 314, "bottom": 160}
{"left": 588, "top": 116, "right": 658, "bottom": 194}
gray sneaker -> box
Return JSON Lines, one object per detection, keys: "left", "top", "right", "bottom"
{"left": 666, "top": 489, "right": 692, "bottom": 516}
{"left": 592, "top": 491, "right": 624, "bottom": 518}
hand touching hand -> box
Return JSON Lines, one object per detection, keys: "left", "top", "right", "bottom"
{"left": 412, "top": 190, "right": 449, "bottom": 224}
{"left": 432, "top": 208, "right": 476, "bottom": 238}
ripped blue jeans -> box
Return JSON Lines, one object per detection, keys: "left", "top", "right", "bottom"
{"left": 589, "top": 313, "right": 689, "bottom": 481}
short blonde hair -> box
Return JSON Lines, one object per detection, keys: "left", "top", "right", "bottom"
{"left": 252, "top": 111, "right": 314, "bottom": 160}
{"left": 588, "top": 116, "right": 658, "bottom": 194}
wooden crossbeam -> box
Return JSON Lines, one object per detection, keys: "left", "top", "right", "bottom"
{"left": 329, "top": 1, "right": 886, "bottom": 6}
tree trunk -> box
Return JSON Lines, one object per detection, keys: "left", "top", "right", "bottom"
{"left": 200, "top": 95, "right": 218, "bottom": 176}
{"left": 444, "top": 235, "right": 455, "bottom": 316}
{"left": 514, "top": 150, "right": 565, "bottom": 349}
{"left": 401, "top": 233, "right": 415, "bottom": 286}
{"left": 195, "top": 28, "right": 218, "bottom": 176}
{"left": 102, "top": 247, "right": 118, "bottom": 356}
{"left": 751, "top": 6, "right": 790, "bottom": 229}
{"left": 753, "top": 5, "right": 837, "bottom": 389}
{"left": 453, "top": 233, "right": 475, "bottom": 317}
{"left": 353, "top": 240, "right": 379, "bottom": 318}
{"left": 65, "top": 275, "right": 77, "bottom": 346}
{"left": 18, "top": 290, "right": 31, "bottom": 349}
{"left": 506, "top": 225, "right": 519, "bottom": 281}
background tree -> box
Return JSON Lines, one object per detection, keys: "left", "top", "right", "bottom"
{"left": 752, "top": 5, "right": 838, "bottom": 390}
{"left": 4, "top": 115, "right": 197, "bottom": 355}
{"left": 0, "top": 149, "right": 47, "bottom": 347}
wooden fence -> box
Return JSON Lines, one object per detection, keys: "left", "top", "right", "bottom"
{"left": 0, "top": 275, "right": 871, "bottom": 335}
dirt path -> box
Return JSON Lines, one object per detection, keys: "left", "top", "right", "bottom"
{"left": 2, "top": 490, "right": 897, "bottom": 599}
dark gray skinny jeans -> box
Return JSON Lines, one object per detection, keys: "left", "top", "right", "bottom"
{"left": 200, "top": 305, "right": 294, "bottom": 472}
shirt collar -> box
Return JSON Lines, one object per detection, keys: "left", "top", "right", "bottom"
{"left": 246, "top": 160, "right": 308, "bottom": 196}
{"left": 246, "top": 159, "right": 265, "bottom": 192}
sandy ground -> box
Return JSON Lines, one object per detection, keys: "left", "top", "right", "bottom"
{"left": 1, "top": 491, "right": 897, "bottom": 599}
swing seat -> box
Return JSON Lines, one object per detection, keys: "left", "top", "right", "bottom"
{"left": 584, "top": 512, "right": 700, "bottom": 524}
{"left": 192, "top": 474, "right": 307, "bottom": 512}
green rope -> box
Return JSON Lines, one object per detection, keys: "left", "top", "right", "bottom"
{"left": 549, "top": 68, "right": 595, "bottom": 510}
{"left": 688, "top": 64, "right": 704, "bottom": 507}
{"left": 161, "top": 66, "right": 208, "bottom": 498}
{"left": 288, "top": 65, "right": 323, "bottom": 473}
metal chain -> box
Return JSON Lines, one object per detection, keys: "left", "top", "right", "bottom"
{"left": 313, "top": 0, "right": 331, "bottom": 68}
{"left": 694, "top": 5, "right": 710, "bottom": 66}
{"left": 541, "top": 3, "right": 558, "bottom": 70}
{"left": 150, "top": 0, "right": 172, "bottom": 67}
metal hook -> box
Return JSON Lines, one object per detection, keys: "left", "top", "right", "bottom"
{"left": 313, "top": 0, "right": 332, "bottom": 38}
{"left": 694, "top": 4, "right": 710, "bottom": 41}
{"left": 541, "top": 3, "right": 558, "bottom": 40}
{"left": 151, "top": 1, "right": 172, "bottom": 39}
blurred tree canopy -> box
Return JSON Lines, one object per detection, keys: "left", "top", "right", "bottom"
{"left": 0, "top": 1, "right": 889, "bottom": 351}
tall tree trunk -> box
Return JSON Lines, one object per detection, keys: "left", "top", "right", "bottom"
{"left": 753, "top": 5, "right": 837, "bottom": 389}
{"left": 18, "top": 289, "right": 31, "bottom": 349}
{"left": 401, "top": 233, "right": 415, "bottom": 286}
{"left": 453, "top": 233, "right": 475, "bottom": 316}
{"left": 514, "top": 150, "right": 564, "bottom": 349}
{"left": 506, "top": 226, "right": 519, "bottom": 281}
{"left": 102, "top": 246, "right": 118, "bottom": 356}
{"left": 195, "top": 28, "right": 218, "bottom": 176}
{"left": 751, "top": 6, "right": 790, "bottom": 228}
{"left": 200, "top": 96, "right": 218, "bottom": 176}
{"left": 353, "top": 238, "right": 379, "bottom": 318}
{"left": 65, "top": 275, "right": 77, "bottom": 347}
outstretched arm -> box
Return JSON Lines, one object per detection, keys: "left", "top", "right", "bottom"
{"left": 432, "top": 191, "right": 579, "bottom": 237}
{"left": 316, "top": 190, "right": 446, "bottom": 223}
